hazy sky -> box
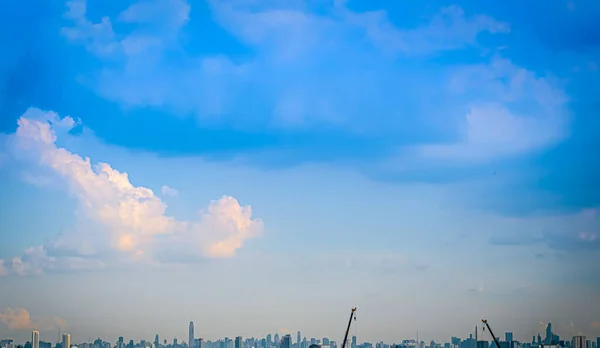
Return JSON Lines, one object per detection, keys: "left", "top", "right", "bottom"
{"left": 1, "top": 0, "right": 599, "bottom": 345}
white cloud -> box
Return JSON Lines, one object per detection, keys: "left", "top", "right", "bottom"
{"left": 340, "top": 4, "right": 510, "bottom": 56}
{"left": 62, "top": 0, "right": 118, "bottom": 56}
{"left": 161, "top": 185, "right": 179, "bottom": 197}
{"left": 414, "top": 57, "right": 569, "bottom": 161}
{"left": 1, "top": 108, "right": 264, "bottom": 275}
{"left": 62, "top": 0, "right": 512, "bottom": 129}
{"left": 8, "top": 245, "right": 106, "bottom": 276}
{"left": 119, "top": 0, "right": 190, "bottom": 32}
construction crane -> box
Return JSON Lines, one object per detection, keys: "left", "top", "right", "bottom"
{"left": 341, "top": 308, "right": 357, "bottom": 348}
{"left": 481, "top": 320, "right": 502, "bottom": 348}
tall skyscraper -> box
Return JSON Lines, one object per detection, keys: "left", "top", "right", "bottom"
{"left": 545, "top": 324, "right": 553, "bottom": 345}
{"left": 32, "top": 331, "right": 40, "bottom": 348}
{"left": 235, "top": 337, "right": 243, "bottom": 348}
{"left": 573, "top": 336, "right": 586, "bottom": 348}
{"left": 506, "top": 334, "right": 513, "bottom": 344}
{"left": 62, "top": 334, "right": 70, "bottom": 348}
{"left": 282, "top": 336, "right": 291, "bottom": 348}
{"left": 297, "top": 333, "right": 301, "bottom": 346}
{"left": 190, "top": 322, "right": 195, "bottom": 348}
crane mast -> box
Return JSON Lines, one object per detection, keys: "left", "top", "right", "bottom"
{"left": 341, "top": 308, "right": 357, "bottom": 348}
{"left": 481, "top": 320, "right": 502, "bottom": 348}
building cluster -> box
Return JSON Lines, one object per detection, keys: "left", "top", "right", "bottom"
{"left": 1, "top": 322, "right": 598, "bottom": 348}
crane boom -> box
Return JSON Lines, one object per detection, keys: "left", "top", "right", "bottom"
{"left": 481, "top": 320, "right": 501, "bottom": 348}
{"left": 341, "top": 308, "right": 357, "bottom": 348}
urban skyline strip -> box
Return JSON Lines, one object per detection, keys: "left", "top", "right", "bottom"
{"left": 2, "top": 322, "right": 598, "bottom": 348}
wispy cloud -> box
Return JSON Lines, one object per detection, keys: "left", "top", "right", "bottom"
{"left": 161, "top": 185, "right": 179, "bottom": 197}
{"left": 487, "top": 208, "right": 600, "bottom": 251}
{"left": 61, "top": 0, "right": 517, "bottom": 132}
{"left": 468, "top": 283, "right": 485, "bottom": 293}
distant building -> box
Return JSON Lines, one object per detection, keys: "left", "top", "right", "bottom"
{"left": 32, "top": 331, "right": 40, "bottom": 348}
{"left": 62, "top": 334, "right": 71, "bottom": 348}
{"left": 282, "top": 336, "right": 292, "bottom": 348}
{"left": 190, "top": 322, "right": 195, "bottom": 348}
{"left": 573, "top": 337, "right": 586, "bottom": 348}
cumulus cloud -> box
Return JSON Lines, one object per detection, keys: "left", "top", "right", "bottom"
{"left": 161, "top": 185, "right": 179, "bottom": 197}
{"left": 0, "top": 308, "right": 65, "bottom": 331}
{"left": 1, "top": 108, "right": 263, "bottom": 275}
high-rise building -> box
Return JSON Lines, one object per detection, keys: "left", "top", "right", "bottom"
{"left": 62, "top": 334, "right": 71, "bottom": 348}
{"left": 298, "top": 333, "right": 301, "bottom": 346}
{"left": 573, "top": 336, "right": 586, "bottom": 348}
{"left": 506, "top": 334, "right": 513, "bottom": 343}
{"left": 282, "top": 336, "right": 292, "bottom": 348}
{"left": 235, "top": 337, "right": 243, "bottom": 348}
{"left": 545, "top": 324, "right": 553, "bottom": 345}
{"left": 32, "top": 331, "right": 40, "bottom": 348}
{"left": 190, "top": 322, "right": 195, "bottom": 348}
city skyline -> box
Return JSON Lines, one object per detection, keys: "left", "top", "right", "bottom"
{"left": 1, "top": 0, "right": 599, "bottom": 344}
{"left": 4, "top": 322, "right": 597, "bottom": 346}
{"left": 1, "top": 319, "right": 598, "bottom": 346}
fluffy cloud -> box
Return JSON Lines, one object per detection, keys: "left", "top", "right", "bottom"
{"left": 0, "top": 308, "right": 65, "bottom": 331}
{"left": 1, "top": 108, "right": 263, "bottom": 275}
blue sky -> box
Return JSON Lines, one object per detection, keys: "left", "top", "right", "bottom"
{"left": 1, "top": 0, "right": 599, "bottom": 344}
